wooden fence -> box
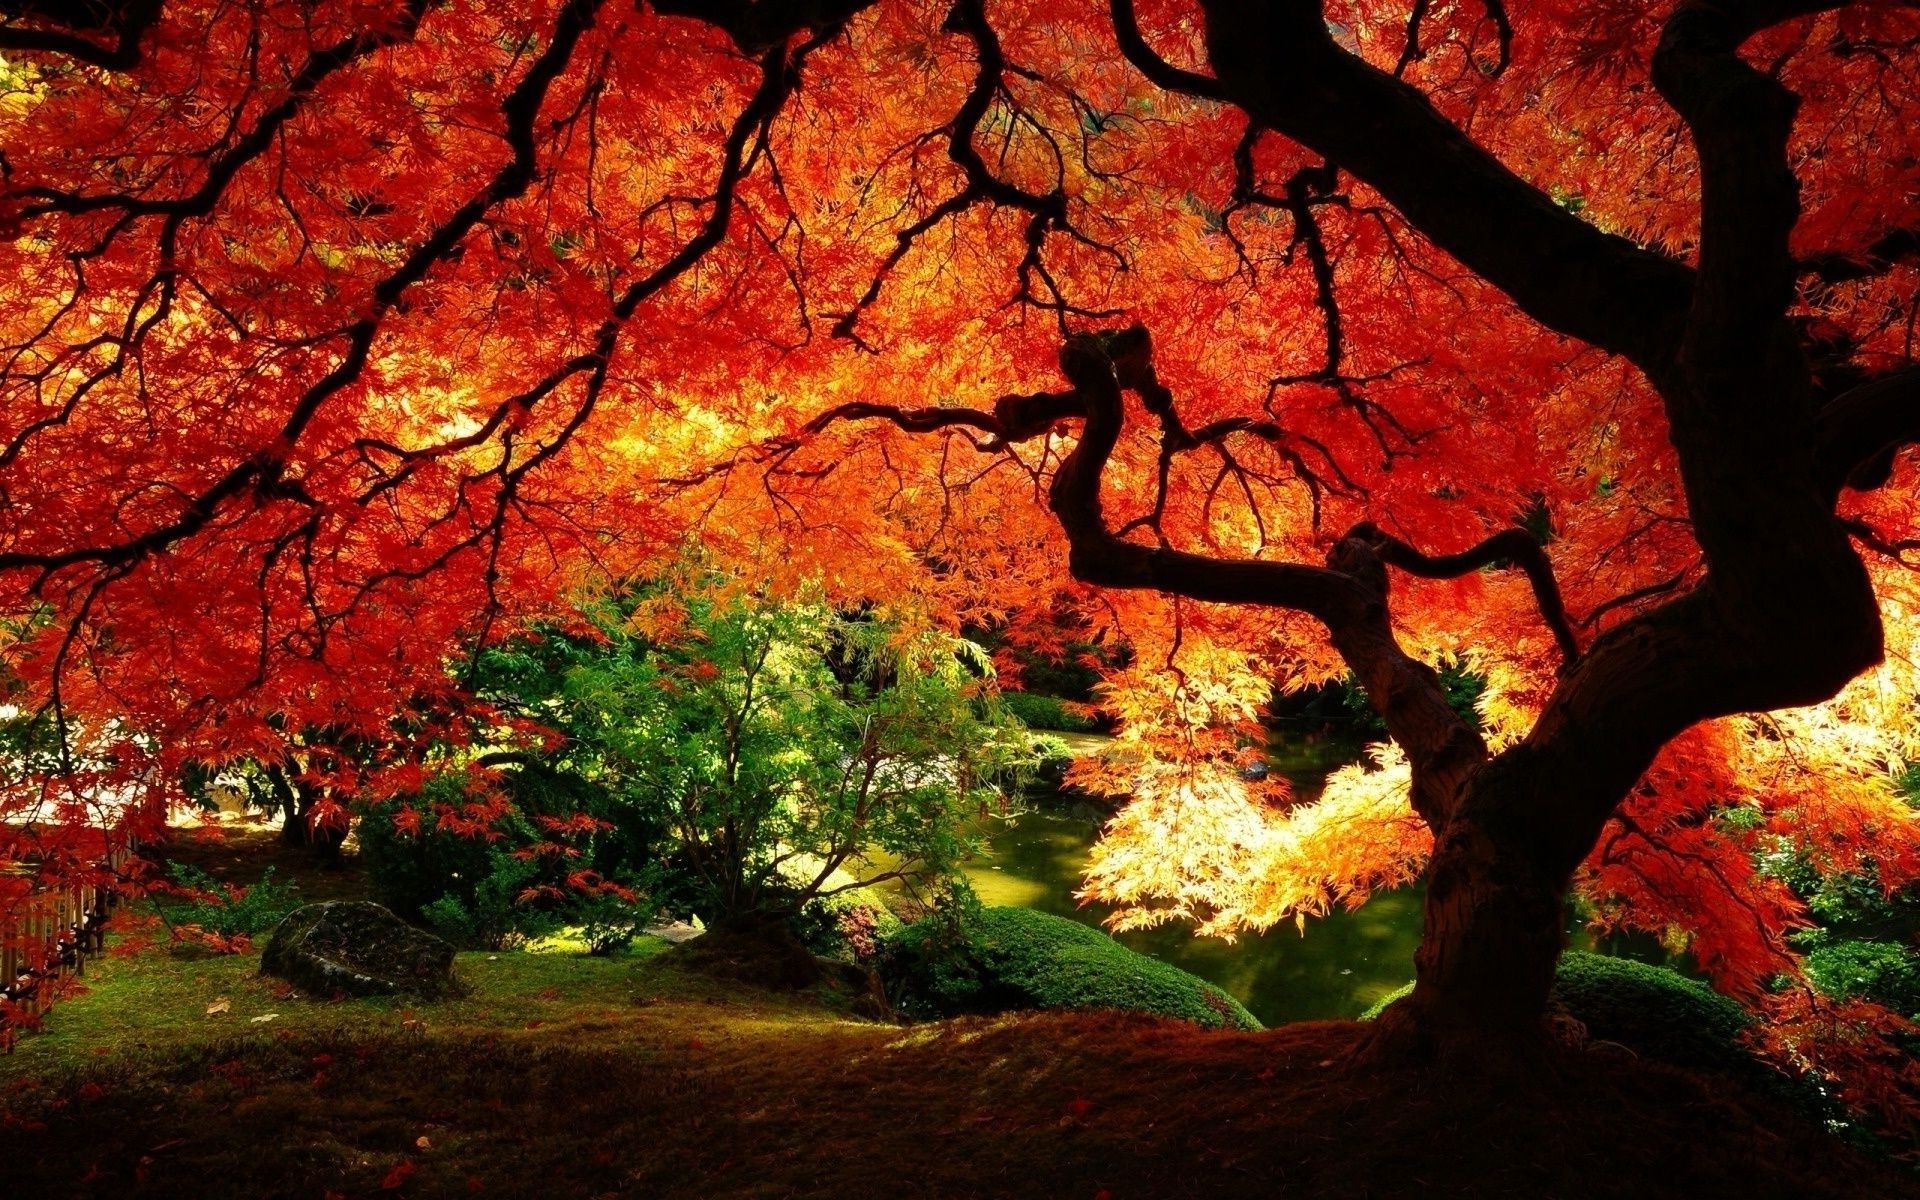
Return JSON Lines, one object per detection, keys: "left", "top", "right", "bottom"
{"left": 1, "top": 833, "right": 132, "bottom": 1052}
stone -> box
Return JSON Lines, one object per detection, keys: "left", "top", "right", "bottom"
{"left": 261, "top": 901, "right": 460, "bottom": 999}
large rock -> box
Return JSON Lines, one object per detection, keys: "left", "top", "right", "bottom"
{"left": 262, "top": 901, "right": 460, "bottom": 999}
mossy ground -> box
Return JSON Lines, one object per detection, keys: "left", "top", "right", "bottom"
{"left": 1, "top": 827, "right": 1913, "bottom": 1199}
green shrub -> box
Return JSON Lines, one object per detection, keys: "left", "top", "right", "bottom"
{"left": 1802, "top": 938, "right": 1920, "bottom": 1014}
{"left": 419, "top": 846, "right": 562, "bottom": 951}
{"left": 159, "top": 863, "right": 301, "bottom": 939}
{"left": 1549, "top": 952, "right": 1757, "bottom": 1073}
{"left": 1000, "top": 691, "right": 1099, "bottom": 734}
{"left": 1016, "top": 733, "right": 1076, "bottom": 796}
{"left": 474, "top": 583, "right": 1030, "bottom": 932}
{"left": 883, "top": 905, "right": 1259, "bottom": 1031}
{"left": 793, "top": 882, "right": 904, "bottom": 963}
{"left": 569, "top": 891, "right": 657, "bottom": 957}
{"left": 356, "top": 795, "right": 502, "bottom": 922}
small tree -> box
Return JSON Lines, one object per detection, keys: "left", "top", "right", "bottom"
{"left": 480, "top": 585, "right": 1034, "bottom": 934}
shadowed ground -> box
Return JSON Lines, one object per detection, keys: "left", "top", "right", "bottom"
{"left": 1, "top": 935, "right": 1914, "bottom": 1200}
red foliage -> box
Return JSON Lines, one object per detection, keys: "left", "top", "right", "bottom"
{"left": 0, "top": 0, "right": 1916, "bottom": 1125}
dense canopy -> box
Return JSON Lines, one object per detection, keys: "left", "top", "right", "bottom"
{"left": 4, "top": 0, "right": 1920, "bottom": 1113}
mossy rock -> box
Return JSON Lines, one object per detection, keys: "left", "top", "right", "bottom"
{"left": 1363, "top": 952, "right": 1832, "bottom": 1122}
{"left": 883, "top": 905, "right": 1259, "bottom": 1031}
{"left": 262, "top": 901, "right": 461, "bottom": 999}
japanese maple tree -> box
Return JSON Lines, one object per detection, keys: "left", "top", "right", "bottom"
{"left": 4, "top": 0, "right": 1920, "bottom": 1102}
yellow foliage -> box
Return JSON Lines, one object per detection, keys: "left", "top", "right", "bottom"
{"left": 1083, "top": 745, "right": 1430, "bottom": 938}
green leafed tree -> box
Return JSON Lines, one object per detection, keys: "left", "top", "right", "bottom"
{"left": 471, "top": 579, "right": 1036, "bottom": 933}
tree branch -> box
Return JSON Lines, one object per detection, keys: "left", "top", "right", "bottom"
{"left": 0, "top": 0, "right": 161, "bottom": 71}
{"left": 1189, "top": 0, "right": 1695, "bottom": 371}
{"left": 1107, "top": 0, "right": 1226, "bottom": 100}
{"left": 1812, "top": 363, "right": 1920, "bottom": 496}
{"left": 650, "top": 0, "right": 875, "bottom": 53}
{"left": 1346, "top": 521, "right": 1580, "bottom": 666}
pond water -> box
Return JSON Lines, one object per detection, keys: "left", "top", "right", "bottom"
{"left": 962, "top": 731, "right": 1425, "bottom": 1027}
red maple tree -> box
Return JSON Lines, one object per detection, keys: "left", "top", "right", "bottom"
{"left": 2, "top": 0, "right": 1920, "bottom": 1107}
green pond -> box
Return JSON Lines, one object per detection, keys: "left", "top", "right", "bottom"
{"left": 962, "top": 731, "right": 1423, "bottom": 1027}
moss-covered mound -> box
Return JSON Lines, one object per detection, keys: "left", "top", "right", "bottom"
{"left": 883, "top": 905, "right": 1259, "bottom": 1031}
{"left": 1364, "top": 952, "right": 1830, "bottom": 1120}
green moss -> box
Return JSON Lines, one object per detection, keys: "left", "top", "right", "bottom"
{"left": 1358, "top": 981, "right": 1412, "bottom": 1021}
{"left": 883, "top": 906, "right": 1259, "bottom": 1031}
{"left": 1548, "top": 952, "right": 1755, "bottom": 1074}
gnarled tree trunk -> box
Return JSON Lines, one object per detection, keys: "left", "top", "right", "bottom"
{"left": 804, "top": 0, "right": 1920, "bottom": 1045}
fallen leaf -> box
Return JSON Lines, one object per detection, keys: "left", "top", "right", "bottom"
{"left": 205, "top": 998, "right": 230, "bottom": 1016}
{"left": 415, "top": 1135, "right": 432, "bottom": 1150}
{"left": 382, "top": 1158, "right": 416, "bottom": 1190}
{"left": 249, "top": 1013, "right": 279, "bottom": 1024}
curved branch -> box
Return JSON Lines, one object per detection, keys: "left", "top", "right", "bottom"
{"left": 1046, "top": 335, "right": 1364, "bottom": 622}
{"left": 1108, "top": 0, "right": 1227, "bottom": 100}
{"left": 1812, "top": 364, "right": 1920, "bottom": 497}
{"left": 1347, "top": 521, "right": 1580, "bottom": 666}
{"left": 1045, "top": 329, "right": 1488, "bottom": 823}
{"left": 778, "top": 326, "right": 1489, "bottom": 820}
{"left": 1190, "top": 0, "right": 1695, "bottom": 371}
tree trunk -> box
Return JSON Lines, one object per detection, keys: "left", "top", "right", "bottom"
{"left": 1401, "top": 818, "right": 1568, "bottom": 1038}
{"left": 269, "top": 765, "right": 345, "bottom": 861}
{"left": 1371, "top": 752, "right": 1602, "bottom": 1052}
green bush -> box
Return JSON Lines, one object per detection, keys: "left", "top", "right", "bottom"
{"left": 569, "top": 891, "right": 658, "bottom": 957}
{"left": 360, "top": 764, "right": 646, "bottom": 950}
{"left": 1013, "top": 733, "right": 1076, "bottom": 797}
{"left": 1364, "top": 953, "right": 1831, "bottom": 1120}
{"left": 356, "top": 796, "right": 502, "bottom": 922}
{"left": 418, "top": 845, "right": 562, "bottom": 951}
{"left": 1549, "top": 952, "right": 1757, "bottom": 1074}
{"left": 473, "top": 584, "right": 1030, "bottom": 932}
{"left": 1000, "top": 691, "right": 1099, "bottom": 733}
{"left": 883, "top": 905, "right": 1259, "bottom": 1031}
{"left": 792, "top": 882, "right": 904, "bottom": 963}
{"left": 1802, "top": 938, "right": 1920, "bottom": 1015}
{"left": 159, "top": 863, "right": 301, "bottom": 939}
